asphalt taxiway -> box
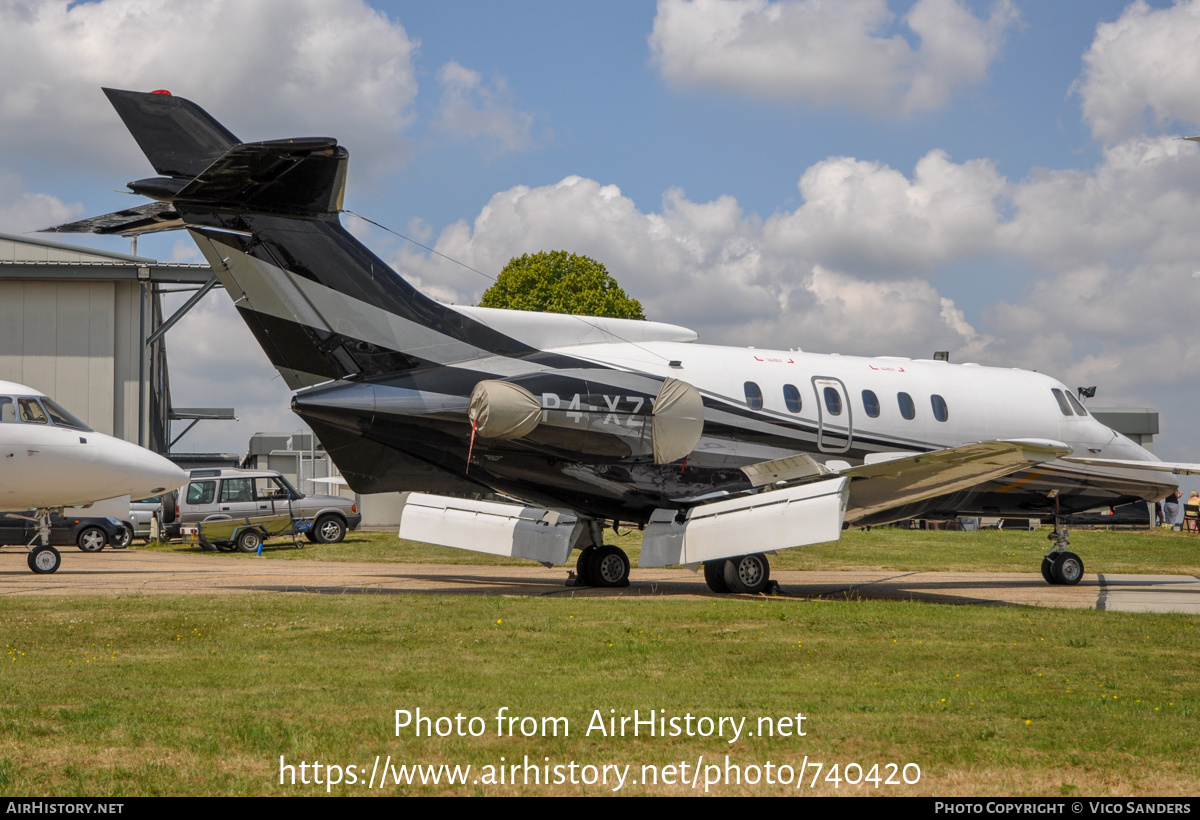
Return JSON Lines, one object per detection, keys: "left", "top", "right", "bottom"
{"left": 2, "top": 550, "right": 1198, "bottom": 614}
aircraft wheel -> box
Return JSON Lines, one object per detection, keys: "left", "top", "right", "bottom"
{"left": 312, "top": 515, "right": 346, "bottom": 544}
{"left": 236, "top": 529, "right": 263, "bottom": 554}
{"left": 723, "top": 553, "right": 770, "bottom": 594}
{"left": 1051, "top": 551, "right": 1084, "bottom": 586}
{"left": 575, "top": 546, "right": 596, "bottom": 586}
{"left": 1041, "top": 556, "right": 1057, "bottom": 585}
{"left": 589, "top": 545, "right": 630, "bottom": 588}
{"left": 703, "top": 560, "right": 730, "bottom": 593}
{"left": 111, "top": 526, "right": 132, "bottom": 550}
{"left": 76, "top": 526, "right": 107, "bottom": 553}
{"left": 28, "top": 545, "right": 61, "bottom": 574}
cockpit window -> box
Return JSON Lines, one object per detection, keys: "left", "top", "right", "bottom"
{"left": 40, "top": 398, "right": 92, "bottom": 431}
{"left": 1065, "top": 392, "right": 1088, "bottom": 417}
{"left": 1051, "top": 388, "right": 1073, "bottom": 416}
{"left": 0, "top": 398, "right": 13, "bottom": 423}
{"left": 18, "top": 398, "right": 48, "bottom": 424}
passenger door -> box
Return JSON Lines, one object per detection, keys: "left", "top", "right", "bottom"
{"left": 812, "top": 377, "right": 853, "bottom": 454}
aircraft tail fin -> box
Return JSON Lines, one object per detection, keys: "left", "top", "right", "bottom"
{"left": 103, "top": 88, "right": 240, "bottom": 180}
{"left": 45, "top": 89, "right": 543, "bottom": 390}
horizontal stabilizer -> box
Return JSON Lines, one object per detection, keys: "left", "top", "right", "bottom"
{"left": 42, "top": 201, "right": 182, "bottom": 237}
{"left": 841, "top": 439, "right": 1072, "bottom": 523}
{"left": 1062, "top": 456, "right": 1200, "bottom": 476}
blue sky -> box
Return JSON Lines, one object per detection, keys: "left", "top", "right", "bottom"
{"left": 4, "top": 0, "right": 1200, "bottom": 473}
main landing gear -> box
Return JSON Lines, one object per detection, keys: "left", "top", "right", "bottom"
{"left": 1042, "top": 502, "right": 1084, "bottom": 586}
{"left": 704, "top": 553, "right": 774, "bottom": 595}
{"left": 571, "top": 544, "right": 631, "bottom": 588}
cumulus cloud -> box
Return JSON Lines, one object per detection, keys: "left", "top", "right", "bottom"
{"left": 0, "top": 0, "right": 419, "bottom": 177}
{"left": 388, "top": 172, "right": 986, "bottom": 354}
{"left": 1077, "top": 0, "right": 1200, "bottom": 142}
{"left": 432, "top": 61, "right": 543, "bottom": 154}
{"left": 648, "top": 0, "right": 1018, "bottom": 114}
{"left": 0, "top": 172, "right": 81, "bottom": 234}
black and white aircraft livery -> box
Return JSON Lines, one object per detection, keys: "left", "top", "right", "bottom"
{"left": 47, "top": 88, "right": 1200, "bottom": 593}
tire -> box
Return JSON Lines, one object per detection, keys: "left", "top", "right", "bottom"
{"left": 236, "top": 529, "right": 263, "bottom": 554}
{"left": 589, "top": 545, "right": 630, "bottom": 588}
{"left": 198, "top": 539, "right": 218, "bottom": 552}
{"left": 111, "top": 525, "right": 132, "bottom": 550}
{"left": 1052, "top": 551, "right": 1084, "bottom": 586}
{"left": 723, "top": 553, "right": 770, "bottom": 594}
{"left": 76, "top": 526, "right": 107, "bottom": 553}
{"left": 312, "top": 515, "right": 346, "bottom": 544}
{"left": 29, "top": 545, "right": 61, "bottom": 574}
{"left": 216, "top": 542, "right": 235, "bottom": 553}
{"left": 304, "top": 531, "right": 318, "bottom": 543}
{"left": 575, "top": 546, "right": 596, "bottom": 586}
{"left": 1041, "top": 556, "right": 1056, "bottom": 585}
{"left": 703, "top": 561, "right": 730, "bottom": 593}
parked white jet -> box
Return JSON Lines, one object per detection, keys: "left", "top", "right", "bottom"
{"left": 0, "top": 380, "right": 187, "bottom": 573}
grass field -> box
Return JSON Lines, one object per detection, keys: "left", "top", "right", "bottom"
{"left": 144, "top": 524, "right": 1200, "bottom": 577}
{"left": 1, "top": 592, "right": 1197, "bottom": 796}
{"left": 3, "top": 527, "right": 1197, "bottom": 797}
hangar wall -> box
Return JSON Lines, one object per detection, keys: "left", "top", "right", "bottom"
{"left": 0, "top": 279, "right": 140, "bottom": 439}
{"left": 0, "top": 232, "right": 213, "bottom": 450}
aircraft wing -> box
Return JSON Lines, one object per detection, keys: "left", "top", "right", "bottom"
{"left": 837, "top": 439, "right": 1072, "bottom": 523}
{"left": 1061, "top": 456, "right": 1200, "bottom": 476}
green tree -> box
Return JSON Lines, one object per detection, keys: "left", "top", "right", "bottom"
{"left": 478, "top": 250, "right": 645, "bottom": 320}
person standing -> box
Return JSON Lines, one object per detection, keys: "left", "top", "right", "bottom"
{"left": 1164, "top": 490, "right": 1182, "bottom": 529}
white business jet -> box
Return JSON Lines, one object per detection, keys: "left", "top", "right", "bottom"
{"left": 0, "top": 379, "right": 187, "bottom": 573}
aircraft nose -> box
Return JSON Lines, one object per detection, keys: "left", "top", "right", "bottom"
{"left": 129, "top": 448, "right": 188, "bottom": 495}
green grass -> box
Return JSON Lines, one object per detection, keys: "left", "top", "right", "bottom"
{"left": 141, "top": 525, "right": 1200, "bottom": 577}
{"left": 1, "top": 594, "right": 1197, "bottom": 796}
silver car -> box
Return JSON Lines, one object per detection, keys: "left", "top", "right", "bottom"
{"left": 177, "top": 468, "right": 361, "bottom": 550}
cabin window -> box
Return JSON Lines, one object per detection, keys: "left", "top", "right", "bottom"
{"left": 1051, "top": 388, "right": 1073, "bottom": 416}
{"left": 1065, "top": 392, "right": 1088, "bottom": 416}
{"left": 783, "top": 384, "right": 802, "bottom": 413}
{"left": 897, "top": 392, "right": 916, "bottom": 420}
{"left": 744, "top": 381, "right": 763, "bottom": 410}
{"left": 0, "top": 398, "right": 13, "bottom": 423}
{"left": 862, "top": 390, "right": 880, "bottom": 418}
{"left": 186, "top": 481, "right": 216, "bottom": 506}
{"left": 17, "top": 398, "right": 47, "bottom": 424}
{"left": 931, "top": 394, "right": 949, "bottom": 422}
{"left": 823, "top": 386, "right": 842, "bottom": 416}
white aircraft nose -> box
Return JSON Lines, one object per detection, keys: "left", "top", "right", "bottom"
{"left": 104, "top": 437, "right": 188, "bottom": 498}
{"left": 129, "top": 448, "right": 188, "bottom": 496}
